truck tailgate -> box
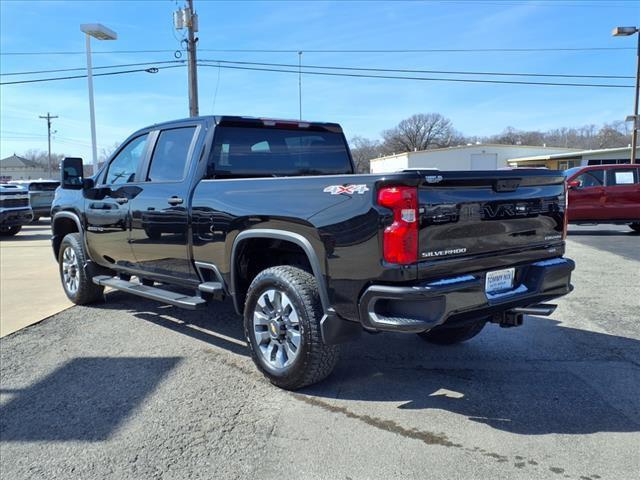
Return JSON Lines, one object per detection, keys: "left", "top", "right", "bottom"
{"left": 417, "top": 171, "right": 565, "bottom": 273}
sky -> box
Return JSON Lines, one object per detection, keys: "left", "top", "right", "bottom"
{"left": 1, "top": 0, "right": 639, "bottom": 161}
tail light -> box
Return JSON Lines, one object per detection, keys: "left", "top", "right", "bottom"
{"left": 377, "top": 186, "right": 418, "bottom": 264}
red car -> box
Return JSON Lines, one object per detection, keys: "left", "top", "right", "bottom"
{"left": 565, "top": 164, "right": 640, "bottom": 232}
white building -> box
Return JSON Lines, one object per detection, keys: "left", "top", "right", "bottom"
{"left": 369, "top": 144, "right": 580, "bottom": 173}
{"left": 507, "top": 146, "right": 638, "bottom": 170}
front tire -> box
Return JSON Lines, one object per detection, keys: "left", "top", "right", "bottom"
{"left": 0, "top": 225, "right": 21, "bottom": 236}
{"left": 244, "top": 266, "right": 340, "bottom": 390}
{"left": 418, "top": 319, "right": 487, "bottom": 345}
{"left": 58, "top": 232, "right": 104, "bottom": 304}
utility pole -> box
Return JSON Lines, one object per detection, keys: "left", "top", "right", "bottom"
{"left": 175, "top": 1, "right": 199, "bottom": 117}
{"left": 632, "top": 32, "right": 639, "bottom": 164}
{"left": 39, "top": 112, "right": 58, "bottom": 179}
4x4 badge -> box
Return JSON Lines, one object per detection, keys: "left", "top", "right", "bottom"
{"left": 323, "top": 184, "right": 370, "bottom": 195}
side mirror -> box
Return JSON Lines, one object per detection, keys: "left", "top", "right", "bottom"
{"left": 61, "top": 157, "right": 85, "bottom": 190}
{"left": 567, "top": 180, "right": 581, "bottom": 190}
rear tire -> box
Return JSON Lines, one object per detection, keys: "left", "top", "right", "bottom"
{"left": 244, "top": 266, "right": 340, "bottom": 390}
{"left": 31, "top": 216, "right": 40, "bottom": 223}
{"left": 630, "top": 222, "right": 640, "bottom": 233}
{"left": 0, "top": 225, "right": 21, "bottom": 236}
{"left": 58, "top": 232, "right": 104, "bottom": 304}
{"left": 418, "top": 319, "right": 487, "bottom": 345}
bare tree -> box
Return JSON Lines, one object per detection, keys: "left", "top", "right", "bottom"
{"left": 596, "top": 122, "right": 631, "bottom": 148}
{"left": 484, "top": 122, "right": 630, "bottom": 150}
{"left": 99, "top": 141, "right": 121, "bottom": 164}
{"left": 382, "top": 113, "right": 456, "bottom": 154}
{"left": 22, "top": 149, "right": 64, "bottom": 173}
{"left": 349, "top": 136, "right": 384, "bottom": 173}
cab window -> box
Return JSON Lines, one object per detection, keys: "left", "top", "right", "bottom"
{"left": 104, "top": 134, "right": 149, "bottom": 185}
{"left": 147, "top": 127, "right": 196, "bottom": 182}
{"left": 574, "top": 170, "right": 604, "bottom": 188}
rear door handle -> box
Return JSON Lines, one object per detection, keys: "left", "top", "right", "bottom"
{"left": 115, "top": 197, "right": 128, "bottom": 204}
{"left": 168, "top": 196, "right": 184, "bottom": 206}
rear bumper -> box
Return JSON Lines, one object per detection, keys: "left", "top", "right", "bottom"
{"left": 0, "top": 208, "right": 33, "bottom": 226}
{"left": 358, "top": 257, "right": 575, "bottom": 333}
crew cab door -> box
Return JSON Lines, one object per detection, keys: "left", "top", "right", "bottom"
{"left": 567, "top": 168, "right": 606, "bottom": 221}
{"left": 604, "top": 167, "right": 640, "bottom": 220}
{"left": 85, "top": 133, "right": 150, "bottom": 268}
{"left": 128, "top": 124, "right": 201, "bottom": 281}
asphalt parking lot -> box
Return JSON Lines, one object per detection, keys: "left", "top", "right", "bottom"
{"left": 1, "top": 225, "right": 638, "bottom": 480}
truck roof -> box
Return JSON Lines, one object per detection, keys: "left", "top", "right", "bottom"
{"left": 145, "top": 115, "right": 343, "bottom": 133}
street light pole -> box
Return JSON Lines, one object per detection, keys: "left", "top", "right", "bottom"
{"left": 85, "top": 33, "right": 98, "bottom": 174}
{"left": 80, "top": 23, "right": 117, "bottom": 175}
{"left": 613, "top": 26, "right": 639, "bottom": 165}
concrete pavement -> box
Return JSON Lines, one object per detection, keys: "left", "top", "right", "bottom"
{"left": 0, "top": 221, "right": 72, "bottom": 337}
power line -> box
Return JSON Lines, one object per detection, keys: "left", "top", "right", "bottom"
{"left": 198, "top": 62, "right": 634, "bottom": 88}
{"left": 0, "top": 58, "right": 632, "bottom": 88}
{"left": 4, "top": 58, "right": 631, "bottom": 81}
{"left": 199, "top": 47, "right": 635, "bottom": 53}
{"left": 0, "top": 46, "right": 634, "bottom": 56}
{"left": 198, "top": 58, "right": 634, "bottom": 80}
{"left": 0, "top": 60, "right": 185, "bottom": 77}
{"left": 0, "top": 65, "right": 185, "bottom": 86}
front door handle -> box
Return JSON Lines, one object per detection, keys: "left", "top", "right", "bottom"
{"left": 115, "top": 197, "right": 128, "bottom": 205}
{"left": 168, "top": 196, "right": 184, "bottom": 206}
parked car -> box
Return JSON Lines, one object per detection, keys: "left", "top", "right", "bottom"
{"left": 0, "top": 183, "right": 33, "bottom": 236}
{"left": 565, "top": 164, "right": 640, "bottom": 232}
{"left": 51, "top": 116, "right": 575, "bottom": 389}
{"left": 10, "top": 179, "right": 60, "bottom": 221}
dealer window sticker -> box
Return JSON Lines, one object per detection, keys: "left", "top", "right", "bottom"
{"left": 614, "top": 171, "right": 634, "bottom": 185}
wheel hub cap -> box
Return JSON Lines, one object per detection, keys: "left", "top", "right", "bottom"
{"left": 253, "top": 288, "right": 301, "bottom": 370}
{"left": 62, "top": 247, "right": 79, "bottom": 295}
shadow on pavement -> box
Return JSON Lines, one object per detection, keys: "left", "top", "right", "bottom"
{"left": 0, "top": 357, "right": 181, "bottom": 441}
{"left": 58, "top": 292, "right": 640, "bottom": 437}
{"left": 98, "top": 291, "right": 249, "bottom": 357}
{"left": 303, "top": 316, "right": 640, "bottom": 435}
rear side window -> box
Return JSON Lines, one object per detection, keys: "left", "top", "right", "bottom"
{"left": 211, "top": 126, "right": 352, "bottom": 177}
{"left": 606, "top": 168, "right": 638, "bottom": 186}
{"left": 147, "top": 127, "right": 196, "bottom": 182}
{"left": 574, "top": 170, "right": 604, "bottom": 188}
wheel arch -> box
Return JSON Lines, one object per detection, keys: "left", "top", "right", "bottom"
{"left": 230, "top": 229, "right": 330, "bottom": 315}
{"left": 51, "top": 211, "right": 83, "bottom": 259}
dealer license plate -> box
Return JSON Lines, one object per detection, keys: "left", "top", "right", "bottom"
{"left": 485, "top": 268, "right": 515, "bottom": 294}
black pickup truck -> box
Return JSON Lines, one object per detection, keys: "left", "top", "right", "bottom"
{"left": 52, "top": 116, "right": 574, "bottom": 389}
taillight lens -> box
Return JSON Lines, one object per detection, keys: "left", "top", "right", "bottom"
{"left": 377, "top": 186, "right": 418, "bottom": 264}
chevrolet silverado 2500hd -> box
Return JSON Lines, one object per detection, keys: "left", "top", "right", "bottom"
{"left": 51, "top": 116, "right": 575, "bottom": 389}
